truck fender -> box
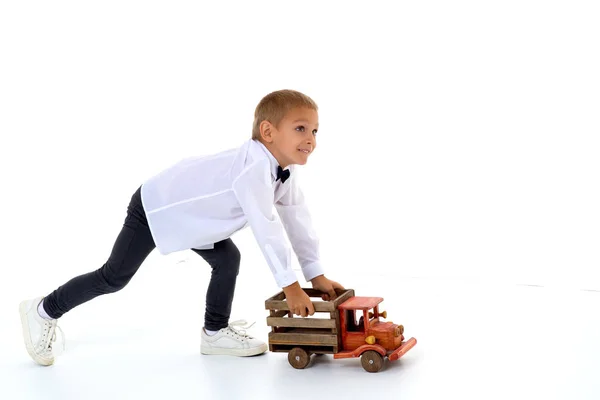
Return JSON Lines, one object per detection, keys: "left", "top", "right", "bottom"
{"left": 352, "top": 344, "right": 387, "bottom": 358}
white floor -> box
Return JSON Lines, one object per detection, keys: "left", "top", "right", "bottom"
{"left": 3, "top": 267, "right": 600, "bottom": 400}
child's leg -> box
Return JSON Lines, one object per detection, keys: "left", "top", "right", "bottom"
{"left": 42, "top": 186, "right": 156, "bottom": 319}
{"left": 191, "top": 238, "right": 240, "bottom": 331}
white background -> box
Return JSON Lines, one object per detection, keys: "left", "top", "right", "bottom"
{"left": 1, "top": 1, "right": 599, "bottom": 399}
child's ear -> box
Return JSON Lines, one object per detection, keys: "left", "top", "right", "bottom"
{"left": 260, "top": 120, "right": 274, "bottom": 143}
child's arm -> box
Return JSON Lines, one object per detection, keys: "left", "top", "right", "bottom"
{"left": 232, "top": 161, "right": 315, "bottom": 317}
{"left": 274, "top": 171, "right": 325, "bottom": 282}
{"left": 275, "top": 170, "right": 345, "bottom": 299}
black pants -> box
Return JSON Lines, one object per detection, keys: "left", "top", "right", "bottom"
{"left": 42, "top": 186, "right": 240, "bottom": 331}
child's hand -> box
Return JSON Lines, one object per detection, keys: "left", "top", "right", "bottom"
{"left": 311, "top": 275, "right": 345, "bottom": 301}
{"left": 283, "top": 282, "right": 315, "bottom": 317}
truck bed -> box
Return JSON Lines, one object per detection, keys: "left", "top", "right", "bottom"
{"left": 264, "top": 288, "right": 356, "bottom": 354}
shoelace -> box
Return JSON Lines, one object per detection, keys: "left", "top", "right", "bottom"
{"left": 40, "top": 320, "right": 66, "bottom": 356}
{"left": 227, "top": 320, "right": 256, "bottom": 340}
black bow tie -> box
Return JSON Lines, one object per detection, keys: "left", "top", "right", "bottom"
{"left": 276, "top": 166, "right": 290, "bottom": 183}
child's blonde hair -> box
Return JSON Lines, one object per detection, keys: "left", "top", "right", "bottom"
{"left": 252, "top": 89, "right": 318, "bottom": 140}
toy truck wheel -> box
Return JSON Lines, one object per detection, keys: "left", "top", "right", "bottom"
{"left": 288, "top": 348, "right": 310, "bottom": 369}
{"left": 361, "top": 351, "right": 384, "bottom": 373}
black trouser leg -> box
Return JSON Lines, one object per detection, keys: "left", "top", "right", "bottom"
{"left": 191, "top": 238, "right": 240, "bottom": 331}
{"left": 43, "top": 186, "right": 155, "bottom": 319}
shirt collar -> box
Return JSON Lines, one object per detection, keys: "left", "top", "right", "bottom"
{"left": 254, "top": 139, "right": 287, "bottom": 181}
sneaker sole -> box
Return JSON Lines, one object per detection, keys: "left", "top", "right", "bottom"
{"left": 201, "top": 343, "right": 268, "bottom": 357}
{"left": 19, "top": 301, "right": 54, "bottom": 366}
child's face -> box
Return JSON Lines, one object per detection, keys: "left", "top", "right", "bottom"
{"left": 263, "top": 107, "right": 318, "bottom": 168}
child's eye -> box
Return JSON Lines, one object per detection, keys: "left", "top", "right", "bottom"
{"left": 312, "top": 129, "right": 318, "bottom": 136}
{"left": 296, "top": 126, "right": 305, "bottom": 132}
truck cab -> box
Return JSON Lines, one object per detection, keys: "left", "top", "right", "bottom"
{"left": 337, "top": 296, "right": 405, "bottom": 354}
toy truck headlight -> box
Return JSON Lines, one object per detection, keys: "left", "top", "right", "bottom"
{"left": 394, "top": 325, "right": 404, "bottom": 337}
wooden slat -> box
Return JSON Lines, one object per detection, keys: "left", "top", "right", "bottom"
{"left": 267, "top": 288, "right": 340, "bottom": 301}
{"left": 269, "top": 310, "right": 290, "bottom": 318}
{"left": 270, "top": 344, "right": 337, "bottom": 354}
{"left": 264, "top": 291, "right": 285, "bottom": 312}
{"left": 265, "top": 288, "right": 355, "bottom": 311}
{"left": 265, "top": 300, "right": 335, "bottom": 312}
{"left": 269, "top": 332, "right": 338, "bottom": 346}
{"left": 265, "top": 291, "right": 286, "bottom": 303}
{"left": 331, "top": 311, "right": 341, "bottom": 345}
{"left": 267, "top": 317, "right": 336, "bottom": 329}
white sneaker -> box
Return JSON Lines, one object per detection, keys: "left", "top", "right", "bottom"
{"left": 19, "top": 297, "right": 65, "bottom": 366}
{"left": 201, "top": 320, "right": 267, "bottom": 357}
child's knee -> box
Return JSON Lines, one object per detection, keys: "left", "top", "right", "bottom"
{"left": 230, "top": 248, "right": 241, "bottom": 273}
{"left": 214, "top": 260, "right": 240, "bottom": 277}
{"left": 222, "top": 245, "right": 241, "bottom": 275}
{"left": 97, "top": 265, "right": 132, "bottom": 293}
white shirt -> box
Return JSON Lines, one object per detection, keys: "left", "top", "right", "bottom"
{"left": 140, "top": 138, "right": 325, "bottom": 288}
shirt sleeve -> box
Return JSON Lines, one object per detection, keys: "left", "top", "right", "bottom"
{"left": 232, "top": 160, "right": 298, "bottom": 288}
{"left": 274, "top": 169, "right": 325, "bottom": 282}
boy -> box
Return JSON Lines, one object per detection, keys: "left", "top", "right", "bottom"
{"left": 19, "top": 89, "right": 345, "bottom": 366}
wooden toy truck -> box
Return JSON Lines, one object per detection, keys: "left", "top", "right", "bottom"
{"left": 265, "top": 288, "right": 417, "bottom": 373}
